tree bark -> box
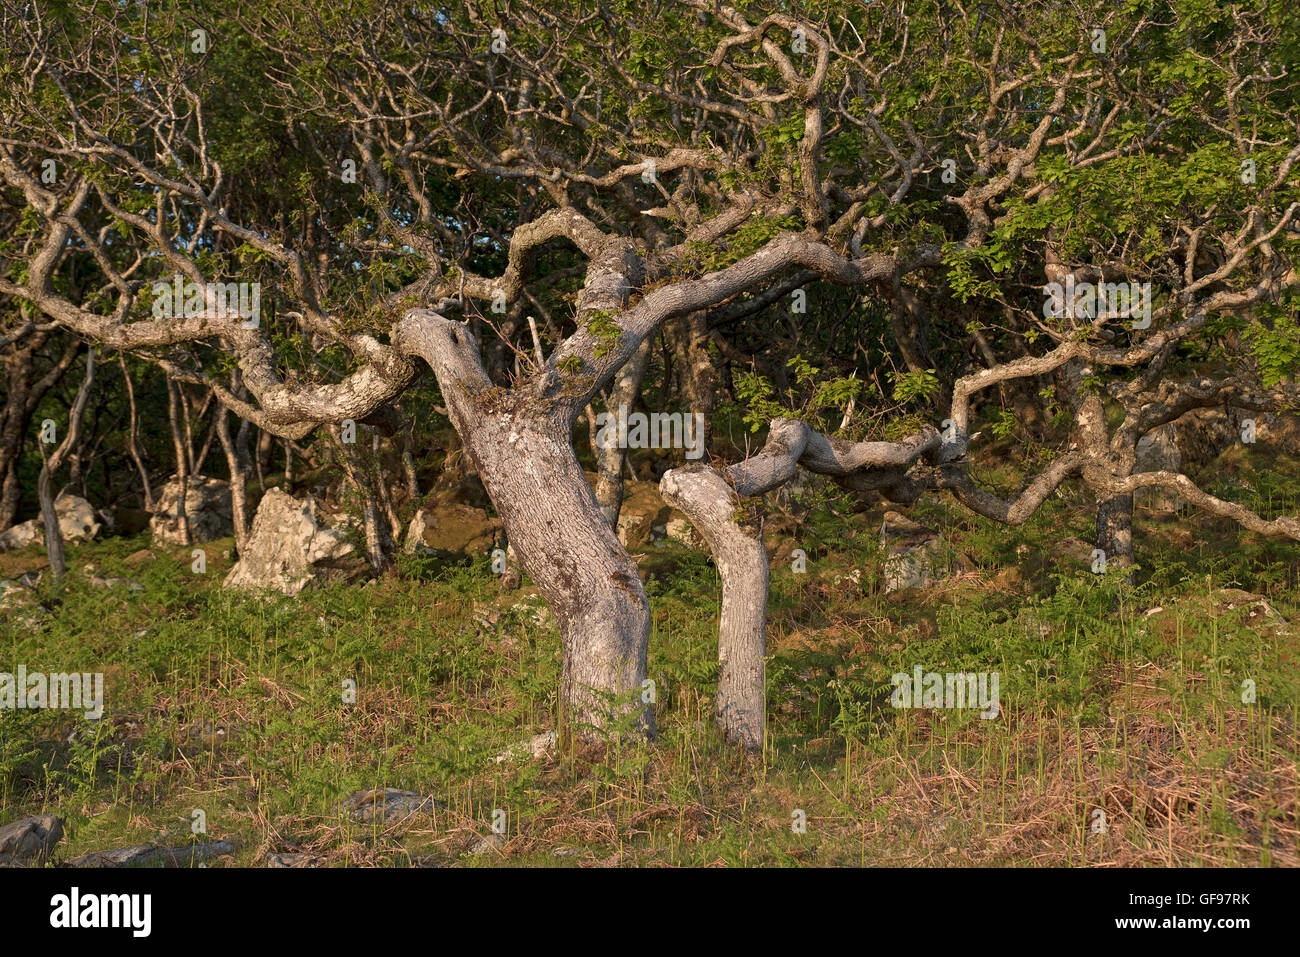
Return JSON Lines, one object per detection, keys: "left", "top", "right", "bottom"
{"left": 474, "top": 415, "right": 653, "bottom": 740}
{"left": 660, "top": 466, "right": 767, "bottom": 751}
{"left": 38, "top": 347, "right": 95, "bottom": 583}
{"left": 166, "top": 377, "right": 192, "bottom": 546}
{"left": 397, "top": 310, "right": 652, "bottom": 741}
{"left": 1095, "top": 492, "right": 1135, "bottom": 569}
{"left": 593, "top": 336, "right": 652, "bottom": 526}
{"left": 119, "top": 353, "right": 155, "bottom": 511}
{"left": 0, "top": 331, "right": 78, "bottom": 529}
{"left": 217, "top": 405, "right": 252, "bottom": 554}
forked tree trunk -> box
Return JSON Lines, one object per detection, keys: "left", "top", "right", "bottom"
{"left": 660, "top": 466, "right": 768, "bottom": 750}
{"left": 397, "top": 311, "right": 652, "bottom": 741}
{"left": 471, "top": 415, "right": 653, "bottom": 740}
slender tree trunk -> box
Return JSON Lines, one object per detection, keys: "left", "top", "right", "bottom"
{"left": 256, "top": 429, "right": 273, "bottom": 491}
{"left": 192, "top": 393, "right": 219, "bottom": 476}
{"left": 661, "top": 466, "right": 767, "bottom": 750}
{"left": 0, "top": 332, "right": 78, "bottom": 529}
{"left": 333, "top": 427, "right": 394, "bottom": 573}
{"left": 594, "top": 337, "right": 652, "bottom": 525}
{"left": 397, "top": 408, "right": 420, "bottom": 503}
{"left": 119, "top": 353, "right": 154, "bottom": 511}
{"left": 38, "top": 348, "right": 95, "bottom": 583}
{"left": 217, "top": 405, "right": 251, "bottom": 554}
{"left": 372, "top": 432, "right": 402, "bottom": 544}
{"left": 166, "top": 378, "right": 192, "bottom": 546}
{"left": 664, "top": 311, "right": 717, "bottom": 454}
{"left": 179, "top": 382, "right": 196, "bottom": 474}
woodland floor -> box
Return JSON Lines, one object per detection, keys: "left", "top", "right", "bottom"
{"left": 1, "top": 444, "right": 1298, "bottom": 867}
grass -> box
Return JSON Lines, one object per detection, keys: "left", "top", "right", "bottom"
{"left": 1, "top": 465, "right": 1298, "bottom": 867}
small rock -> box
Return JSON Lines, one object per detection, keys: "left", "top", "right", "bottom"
{"left": 508, "top": 598, "right": 553, "bottom": 630}
{"left": 471, "top": 602, "right": 502, "bottom": 629}
{"left": 405, "top": 505, "right": 501, "bottom": 557}
{"left": 149, "top": 476, "right": 234, "bottom": 546}
{"left": 0, "top": 494, "right": 104, "bottom": 552}
{"left": 336, "top": 787, "right": 440, "bottom": 823}
{"left": 880, "top": 510, "right": 944, "bottom": 593}
{"left": 123, "top": 548, "right": 157, "bottom": 567}
{"left": 224, "top": 489, "right": 355, "bottom": 595}
{"left": 615, "top": 481, "right": 671, "bottom": 550}
{"left": 67, "top": 840, "right": 233, "bottom": 868}
{"left": 469, "top": 832, "right": 505, "bottom": 855}
{"left": 0, "top": 520, "right": 41, "bottom": 552}
{"left": 492, "top": 731, "right": 556, "bottom": 764}
{"left": 832, "top": 568, "right": 863, "bottom": 587}
{"left": 88, "top": 575, "right": 144, "bottom": 591}
{"left": 0, "top": 814, "right": 64, "bottom": 862}
{"left": 664, "top": 514, "right": 706, "bottom": 549}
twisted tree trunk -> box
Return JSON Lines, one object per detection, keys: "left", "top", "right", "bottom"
{"left": 397, "top": 310, "right": 653, "bottom": 741}
{"left": 660, "top": 466, "right": 768, "bottom": 750}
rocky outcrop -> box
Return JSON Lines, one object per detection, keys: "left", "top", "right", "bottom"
{"left": 0, "top": 814, "right": 64, "bottom": 864}
{"left": 0, "top": 492, "right": 102, "bottom": 552}
{"left": 1168, "top": 408, "right": 1300, "bottom": 467}
{"left": 1135, "top": 424, "right": 1182, "bottom": 509}
{"left": 0, "top": 520, "right": 40, "bottom": 552}
{"left": 616, "top": 480, "right": 671, "bottom": 550}
{"left": 405, "top": 504, "right": 501, "bottom": 557}
{"left": 610, "top": 479, "right": 705, "bottom": 550}
{"left": 67, "top": 841, "right": 234, "bottom": 868}
{"left": 149, "top": 476, "right": 233, "bottom": 545}
{"left": 224, "top": 489, "right": 354, "bottom": 595}
{"left": 880, "top": 510, "right": 946, "bottom": 593}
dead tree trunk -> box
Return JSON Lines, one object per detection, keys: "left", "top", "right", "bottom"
{"left": 38, "top": 347, "right": 94, "bottom": 583}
